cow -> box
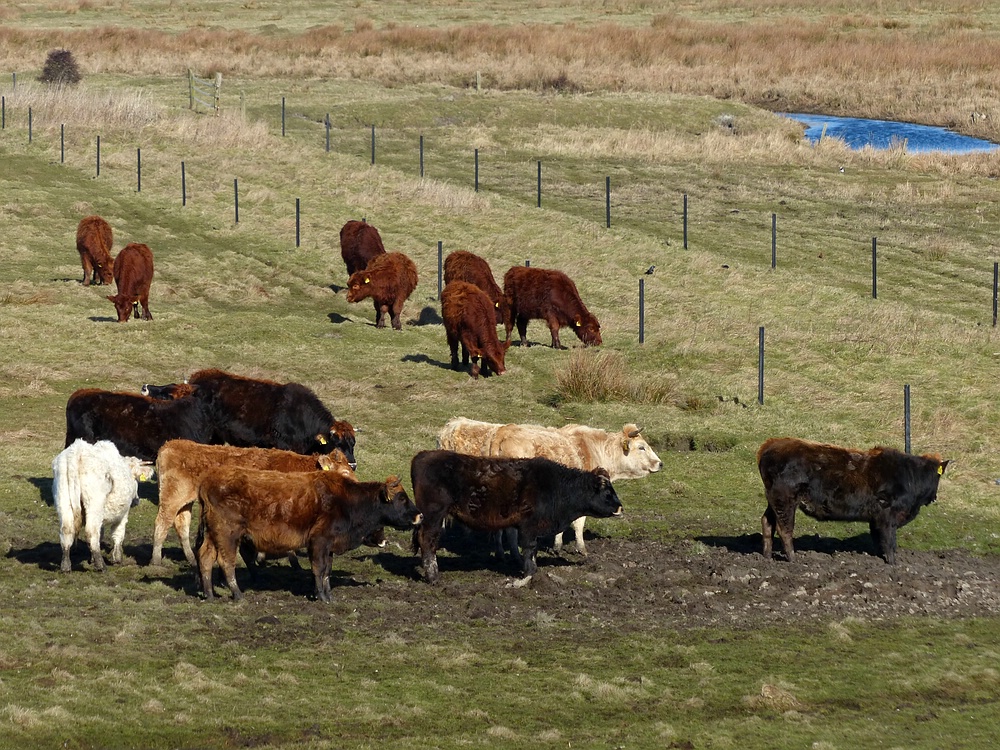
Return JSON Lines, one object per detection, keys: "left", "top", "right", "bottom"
{"left": 75, "top": 215, "right": 114, "bottom": 286}
{"left": 756, "top": 437, "right": 949, "bottom": 564}
{"left": 443, "top": 250, "right": 508, "bottom": 325}
{"left": 441, "top": 281, "right": 510, "bottom": 378}
{"left": 52, "top": 439, "right": 154, "bottom": 572}
{"left": 106, "top": 242, "right": 154, "bottom": 322}
{"left": 181, "top": 368, "right": 357, "bottom": 463}
{"left": 140, "top": 382, "right": 199, "bottom": 400}
{"left": 410, "top": 449, "right": 623, "bottom": 583}
{"left": 503, "top": 265, "right": 601, "bottom": 349}
{"left": 340, "top": 219, "right": 386, "bottom": 277}
{"left": 64, "top": 387, "right": 215, "bottom": 462}
{"left": 437, "top": 417, "right": 503, "bottom": 454}
{"left": 151, "top": 438, "right": 355, "bottom": 566}
{"left": 345, "top": 252, "right": 418, "bottom": 330}
{"left": 196, "top": 469, "right": 421, "bottom": 602}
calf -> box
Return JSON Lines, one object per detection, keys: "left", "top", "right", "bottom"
{"left": 106, "top": 242, "right": 154, "bottom": 322}
{"left": 503, "top": 265, "right": 601, "bottom": 349}
{"left": 152, "top": 439, "right": 355, "bottom": 566}
{"left": 444, "top": 250, "right": 507, "bottom": 324}
{"left": 410, "top": 449, "right": 622, "bottom": 583}
{"left": 441, "top": 281, "right": 510, "bottom": 378}
{"left": 52, "top": 439, "right": 154, "bottom": 572}
{"left": 340, "top": 219, "right": 386, "bottom": 277}
{"left": 196, "top": 469, "right": 421, "bottom": 602}
{"left": 346, "top": 252, "right": 418, "bottom": 330}
{"left": 75, "top": 215, "right": 114, "bottom": 286}
{"left": 757, "top": 437, "right": 948, "bottom": 564}
{"left": 65, "top": 387, "right": 214, "bottom": 462}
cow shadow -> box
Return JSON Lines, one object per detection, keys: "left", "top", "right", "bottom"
{"left": 400, "top": 353, "right": 455, "bottom": 372}
{"left": 329, "top": 283, "right": 346, "bottom": 294}
{"left": 327, "top": 312, "right": 352, "bottom": 325}
{"left": 88, "top": 316, "right": 120, "bottom": 323}
{"left": 696, "top": 532, "right": 878, "bottom": 558}
{"left": 411, "top": 306, "right": 442, "bottom": 326}
{"left": 27, "top": 477, "right": 54, "bottom": 506}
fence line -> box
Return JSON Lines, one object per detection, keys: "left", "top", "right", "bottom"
{"left": 189, "top": 70, "right": 221, "bottom": 115}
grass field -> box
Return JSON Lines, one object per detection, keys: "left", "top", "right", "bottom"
{"left": 2, "top": 1, "right": 1000, "bottom": 748}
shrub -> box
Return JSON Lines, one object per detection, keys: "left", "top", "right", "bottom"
{"left": 552, "top": 350, "right": 679, "bottom": 404}
{"left": 38, "top": 49, "right": 82, "bottom": 86}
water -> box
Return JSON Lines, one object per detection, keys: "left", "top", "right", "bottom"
{"left": 780, "top": 112, "right": 999, "bottom": 154}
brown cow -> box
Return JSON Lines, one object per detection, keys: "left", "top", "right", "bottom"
{"left": 152, "top": 439, "right": 355, "bottom": 566}
{"left": 196, "top": 469, "right": 421, "bottom": 602}
{"left": 340, "top": 219, "right": 386, "bottom": 277}
{"left": 346, "top": 252, "right": 418, "bottom": 330}
{"left": 441, "top": 281, "right": 510, "bottom": 378}
{"left": 443, "top": 250, "right": 507, "bottom": 325}
{"left": 106, "top": 242, "right": 154, "bottom": 322}
{"left": 503, "top": 266, "right": 601, "bottom": 349}
{"left": 757, "top": 437, "right": 948, "bottom": 564}
{"left": 76, "top": 215, "right": 114, "bottom": 286}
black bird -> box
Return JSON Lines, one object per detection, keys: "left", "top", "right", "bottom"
{"left": 644, "top": 265, "right": 655, "bottom": 275}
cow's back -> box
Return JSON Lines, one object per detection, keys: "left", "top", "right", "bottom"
{"left": 444, "top": 251, "right": 505, "bottom": 322}
{"left": 76, "top": 215, "right": 114, "bottom": 285}
{"left": 489, "top": 424, "right": 583, "bottom": 468}
{"left": 437, "top": 417, "right": 502, "bottom": 455}
{"left": 340, "top": 219, "right": 386, "bottom": 276}
{"left": 114, "top": 243, "right": 154, "bottom": 294}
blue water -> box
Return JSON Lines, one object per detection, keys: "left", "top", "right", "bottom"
{"left": 780, "top": 112, "right": 999, "bottom": 154}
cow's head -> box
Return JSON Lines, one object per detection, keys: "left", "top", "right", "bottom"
{"left": 106, "top": 293, "right": 138, "bottom": 323}
{"left": 317, "top": 420, "right": 357, "bottom": 468}
{"left": 572, "top": 313, "right": 602, "bottom": 347}
{"left": 96, "top": 262, "right": 114, "bottom": 286}
{"left": 617, "top": 424, "right": 663, "bottom": 478}
{"left": 316, "top": 449, "right": 356, "bottom": 479}
{"left": 141, "top": 382, "right": 198, "bottom": 400}
{"left": 587, "top": 467, "right": 624, "bottom": 518}
{"left": 379, "top": 475, "right": 422, "bottom": 530}
{"left": 345, "top": 271, "right": 374, "bottom": 303}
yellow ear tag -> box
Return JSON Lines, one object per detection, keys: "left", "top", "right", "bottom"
{"left": 938, "top": 465, "right": 944, "bottom": 475}
{"left": 575, "top": 320, "right": 581, "bottom": 326}
{"left": 318, "top": 435, "right": 328, "bottom": 445}
{"left": 364, "top": 277, "right": 370, "bottom": 283}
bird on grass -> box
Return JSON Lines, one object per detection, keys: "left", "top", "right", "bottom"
{"left": 644, "top": 265, "right": 655, "bottom": 275}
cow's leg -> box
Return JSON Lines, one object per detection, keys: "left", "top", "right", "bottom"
{"left": 219, "top": 537, "right": 243, "bottom": 601}
{"left": 390, "top": 301, "right": 403, "bottom": 330}
{"left": 503, "top": 528, "right": 523, "bottom": 570}
{"left": 81, "top": 257, "right": 94, "bottom": 286}
{"left": 571, "top": 516, "right": 587, "bottom": 556}
{"left": 309, "top": 541, "right": 334, "bottom": 603}
{"left": 447, "top": 332, "right": 461, "bottom": 370}
{"left": 519, "top": 535, "right": 539, "bottom": 577}
{"left": 196, "top": 535, "right": 218, "bottom": 600}
{"left": 761, "top": 505, "right": 777, "bottom": 558}
{"left": 108, "top": 513, "right": 130, "bottom": 565}
{"left": 774, "top": 502, "right": 797, "bottom": 562}
{"left": 547, "top": 317, "right": 563, "bottom": 349}
{"left": 374, "top": 301, "right": 385, "bottom": 328}
{"left": 59, "top": 528, "right": 75, "bottom": 573}
{"left": 83, "top": 513, "right": 106, "bottom": 572}
{"left": 139, "top": 293, "right": 153, "bottom": 320}
{"left": 516, "top": 316, "right": 530, "bottom": 346}
{"left": 868, "top": 521, "right": 883, "bottom": 558}
{"left": 416, "top": 523, "right": 442, "bottom": 584}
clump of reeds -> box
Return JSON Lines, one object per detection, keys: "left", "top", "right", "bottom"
{"left": 553, "top": 350, "right": 678, "bottom": 404}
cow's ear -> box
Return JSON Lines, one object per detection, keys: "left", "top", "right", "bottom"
{"left": 316, "top": 434, "right": 328, "bottom": 445}
{"left": 621, "top": 438, "right": 630, "bottom": 455}
{"left": 595, "top": 467, "right": 611, "bottom": 480}
{"left": 574, "top": 319, "right": 581, "bottom": 327}
{"left": 939, "top": 460, "right": 950, "bottom": 475}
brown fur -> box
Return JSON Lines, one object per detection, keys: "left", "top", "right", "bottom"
{"left": 444, "top": 250, "right": 507, "bottom": 324}
{"left": 346, "top": 251, "right": 418, "bottom": 330}
{"left": 152, "top": 439, "right": 355, "bottom": 566}
{"left": 106, "top": 242, "right": 154, "bottom": 322}
{"left": 441, "top": 281, "right": 510, "bottom": 378}
{"left": 503, "top": 265, "right": 601, "bottom": 348}
{"left": 340, "top": 219, "right": 386, "bottom": 277}
{"left": 76, "top": 215, "right": 114, "bottom": 286}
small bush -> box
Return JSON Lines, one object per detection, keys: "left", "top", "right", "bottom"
{"left": 38, "top": 49, "right": 82, "bottom": 86}
{"left": 552, "top": 350, "right": 678, "bottom": 404}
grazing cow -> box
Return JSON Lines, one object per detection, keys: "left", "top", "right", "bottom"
{"left": 106, "top": 242, "right": 154, "bottom": 322}
{"left": 410, "top": 449, "right": 623, "bottom": 583}
{"left": 503, "top": 266, "right": 601, "bottom": 349}
{"left": 75, "top": 215, "right": 114, "bottom": 286}
{"left": 140, "top": 382, "right": 199, "bottom": 400}
{"left": 441, "top": 281, "right": 510, "bottom": 378}
{"left": 65, "top": 387, "right": 215, "bottom": 462}
{"left": 757, "top": 437, "right": 949, "bottom": 564}
{"left": 444, "top": 250, "right": 507, "bottom": 324}
{"left": 196, "top": 469, "right": 421, "bottom": 602}
{"left": 346, "top": 252, "right": 418, "bottom": 330}
{"left": 181, "top": 369, "right": 357, "bottom": 463}
{"left": 437, "top": 417, "right": 503, "bottom": 454}
{"left": 151, "top": 439, "right": 355, "bottom": 566}
{"left": 52, "top": 439, "right": 154, "bottom": 572}
{"left": 340, "top": 219, "right": 386, "bottom": 277}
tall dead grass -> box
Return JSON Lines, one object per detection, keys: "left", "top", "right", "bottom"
{"left": 553, "top": 350, "right": 679, "bottom": 404}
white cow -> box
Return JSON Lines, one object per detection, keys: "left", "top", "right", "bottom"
{"left": 436, "top": 418, "right": 663, "bottom": 556}
{"left": 52, "top": 439, "right": 154, "bottom": 572}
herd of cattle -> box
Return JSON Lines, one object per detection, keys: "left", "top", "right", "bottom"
{"left": 56, "top": 215, "right": 952, "bottom": 602}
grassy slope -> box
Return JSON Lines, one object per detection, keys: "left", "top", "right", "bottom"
{"left": 2, "top": 1, "right": 1000, "bottom": 747}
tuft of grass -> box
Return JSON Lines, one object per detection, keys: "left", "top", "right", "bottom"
{"left": 553, "top": 350, "right": 679, "bottom": 404}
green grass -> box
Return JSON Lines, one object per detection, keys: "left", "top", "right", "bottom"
{"left": 3, "top": 3, "right": 1000, "bottom": 747}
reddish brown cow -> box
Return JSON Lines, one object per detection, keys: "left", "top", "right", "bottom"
{"left": 340, "top": 219, "right": 386, "bottom": 277}
{"left": 76, "top": 215, "right": 114, "bottom": 286}
{"left": 346, "top": 252, "right": 418, "bottom": 330}
{"left": 197, "top": 468, "right": 421, "bottom": 602}
{"left": 106, "top": 242, "right": 154, "bottom": 322}
{"left": 441, "top": 281, "right": 509, "bottom": 378}
{"left": 503, "top": 266, "right": 601, "bottom": 349}
{"left": 443, "top": 250, "right": 507, "bottom": 325}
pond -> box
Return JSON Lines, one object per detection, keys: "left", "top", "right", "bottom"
{"left": 780, "top": 112, "right": 998, "bottom": 154}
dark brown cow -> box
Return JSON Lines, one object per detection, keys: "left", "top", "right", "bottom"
{"left": 76, "top": 215, "right": 114, "bottom": 286}
{"left": 64, "top": 388, "right": 214, "bottom": 462}
{"left": 443, "top": 250, "right": 507, "bottom": 325}
{"left": 184, "top": 369, "right": 357, "bottom": 463}
{"left": 340, "top": 219, "right": 386, "bottom": 277}
{"left": 152, "top": 439, "right": 356, "bottom": 566}
{"left": 441, "top": 281, "right": 510, "bottom": 379}
{"left": 503, "top": 266, "right": 601, "bottom": 349}
{"left": 106, "top": 242, "right": 154, "bottom": 322}
{"left": 410, "top": 449, "right": 623, "bottom": 583}
{"left": 196, "top": 468, "right": 421, "bottom": 602}
{"left": 346, "top": 252, "right": 418, "bottom": 330}
{"left": 757, "top": 437, "right": 949, "bottom": 564}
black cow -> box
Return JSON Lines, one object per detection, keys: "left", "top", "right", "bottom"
{"left": 64, "top": 388, "right": 214, "bottom": 462}
{"left": 410, "top": 449, "right": 623, "bottom": 583}
{"left": 757, "top": 437, "right": 949, "bottom": 564}
{"left": 143, "top": 369, "right": 356, "bottom": 466}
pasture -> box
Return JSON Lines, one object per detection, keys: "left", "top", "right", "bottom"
{"left": 2, "top": 1, "right": 1000, "bottom": 747}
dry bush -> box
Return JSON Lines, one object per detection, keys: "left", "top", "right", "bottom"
{"left": 554, "top": 350, "right": 678, "bottom": 404}
{"left": 38, "top": 49, "right": 81, "bottom": 85}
